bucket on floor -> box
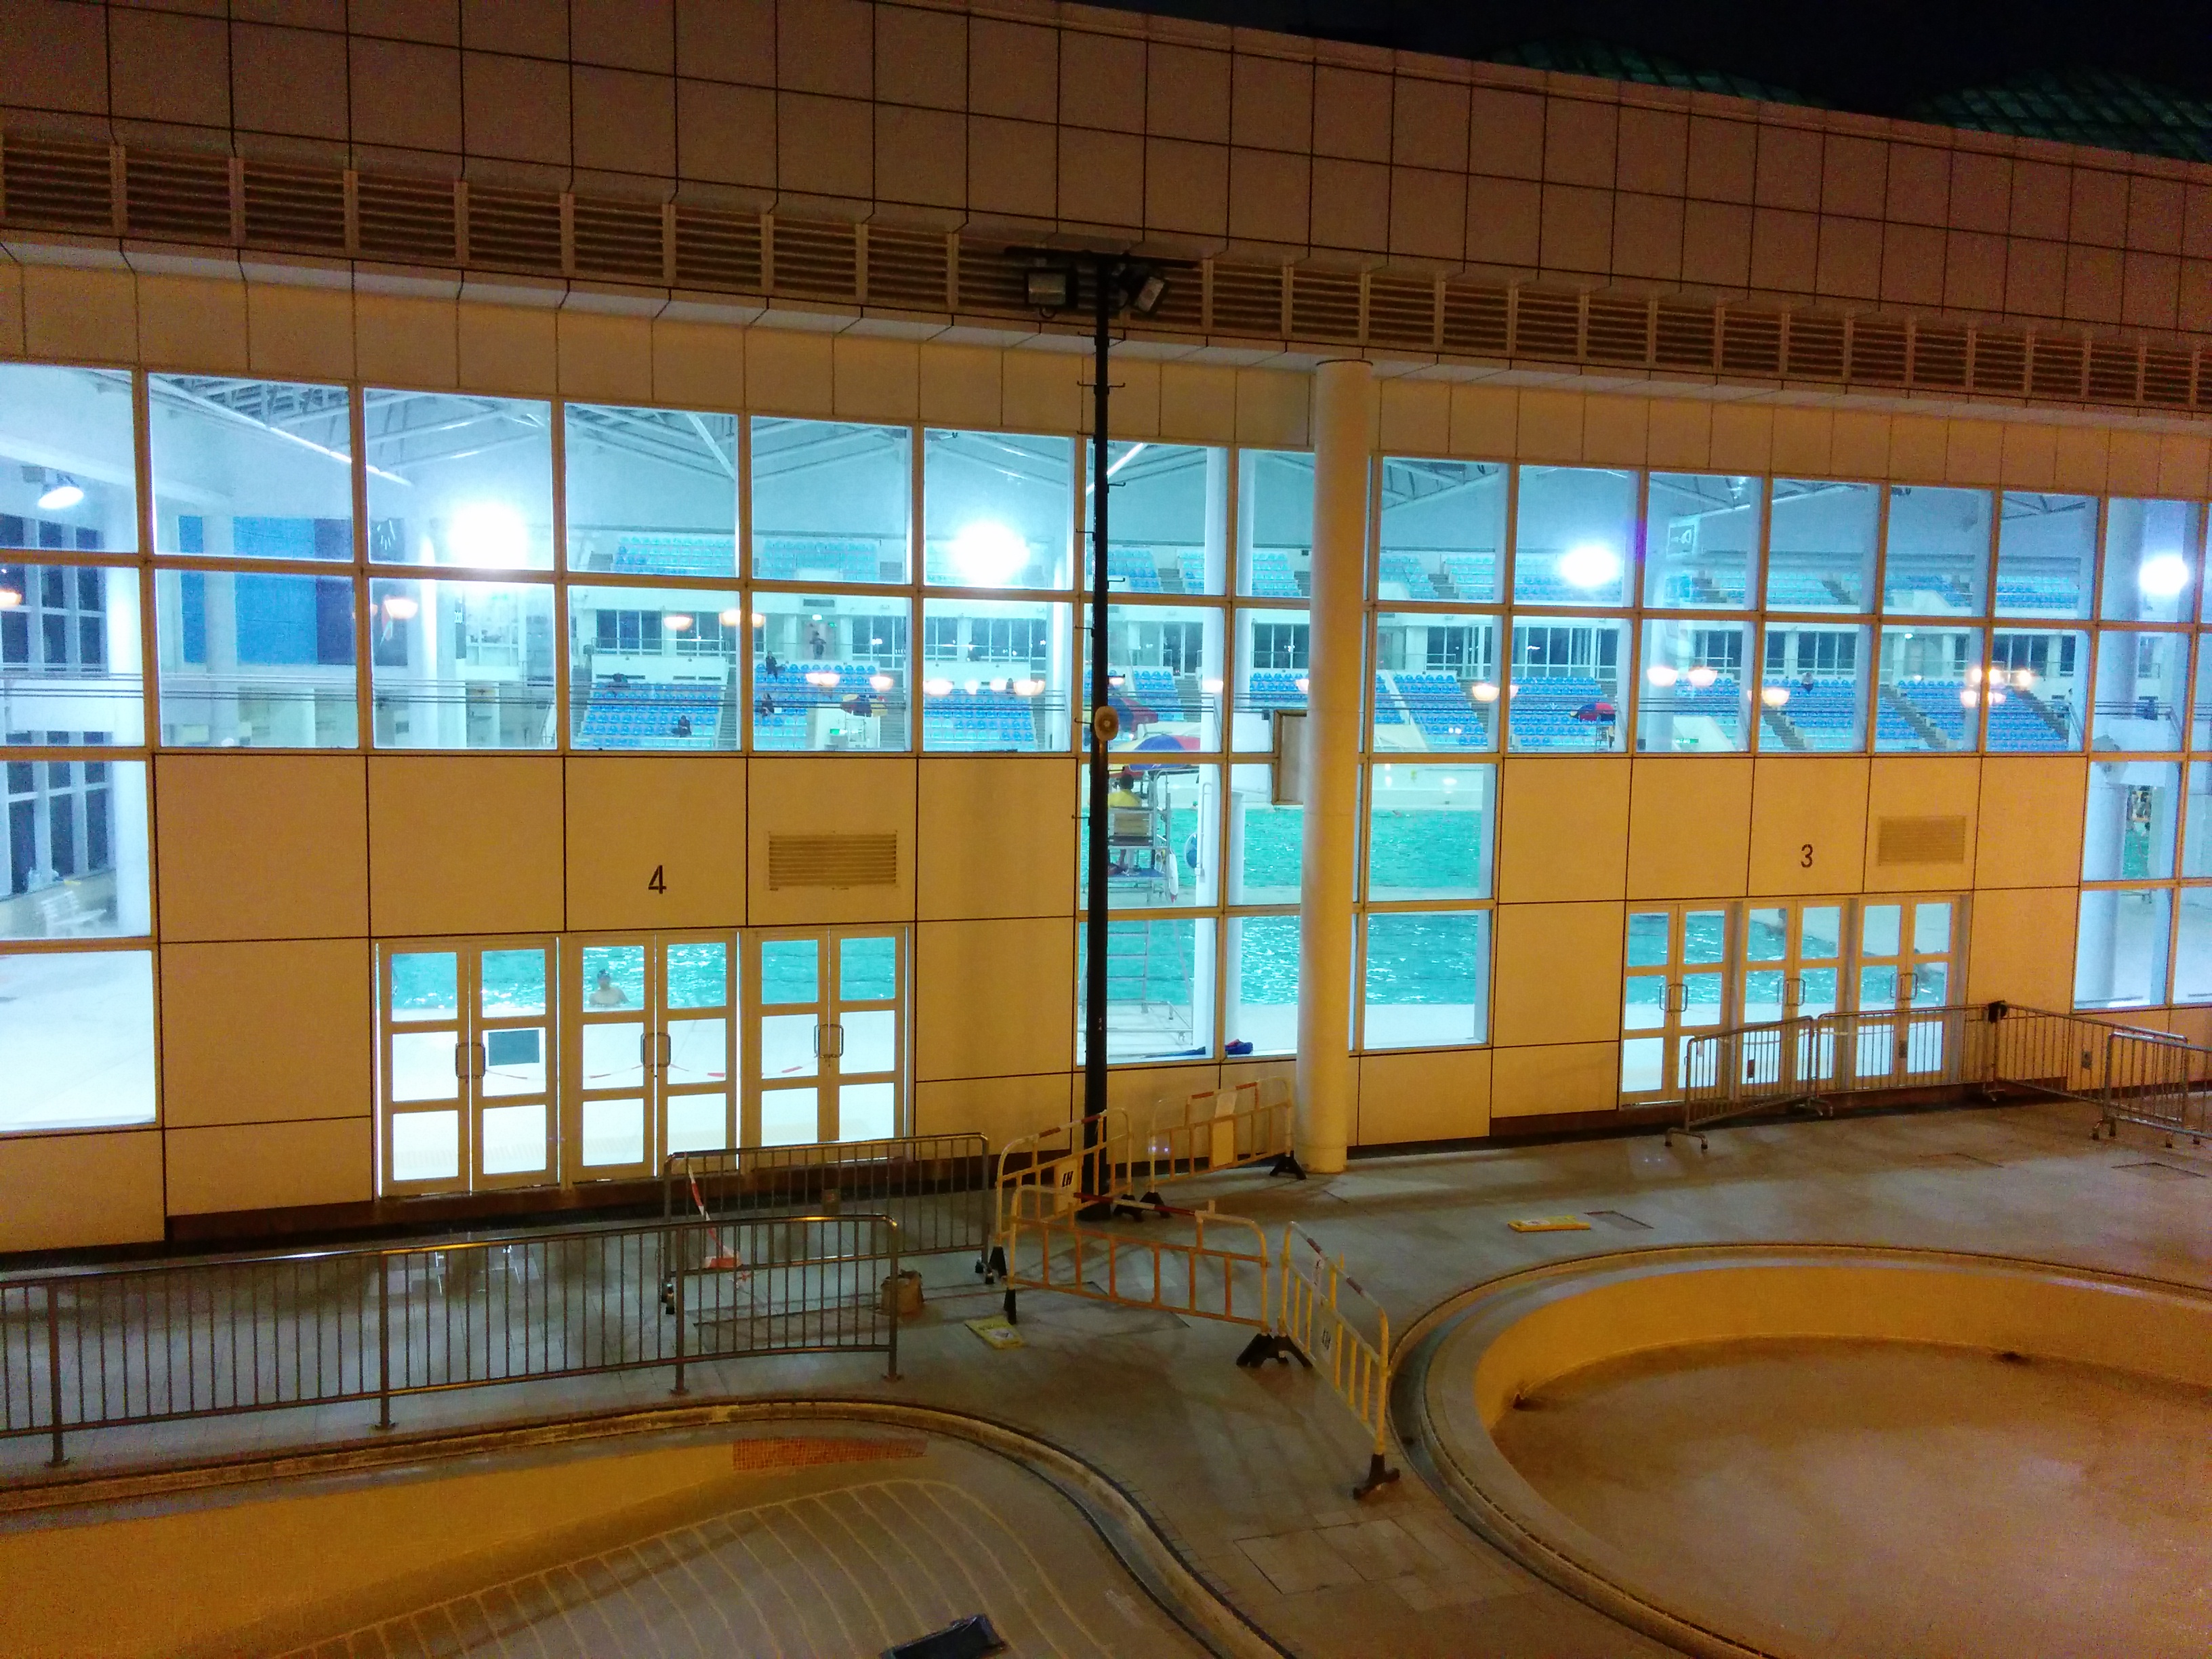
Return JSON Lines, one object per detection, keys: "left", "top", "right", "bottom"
{"left": 880, "top": 1269, "right": 923, "bottom": 1318}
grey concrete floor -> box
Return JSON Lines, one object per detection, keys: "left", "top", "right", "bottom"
{"left": 6, "top": 1097, "right": 2209, "bottom": 1658}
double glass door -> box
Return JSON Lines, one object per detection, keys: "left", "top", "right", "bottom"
{"left": 567, "top": 933, "right": 737, "bottom": 1182}
{"left": 381, "top": 940, "right": 556, "bottom": 1195}
{"left": 747, "top": 929, "right": 905, "bottom": 1147}
{"left": 1621, "top": 906, "right": 1730, "bottom": 1099}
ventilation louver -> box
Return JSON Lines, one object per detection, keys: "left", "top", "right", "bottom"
{"left": 770, "top": 218, "right": 859, "bottom": 303}
{"left": 1513, "top": 288, "right": 1581, "bottom": 359}
{"left": 1719, "top": 310, "right": 1782, "bottom": 376}
{"left": 571, "top": 196, "right": 665, "bottom": 285}
{"left": 671, "top": 204, "right": 762, "bottom": 292}
{"left": 1210, "top": 262, "right": 1285, "bottom": 337}
{"left": 865, "top": 225, "right": 950, "bottom": 312}
{"left": 1655, "top": 302, "right": 1717, "bottom": 371}
{"left": 356, "top": 173, "right": 457, "bottom": 266}
{"left": 1876, "top": 815, "right": 1969, "bottom": 865}
{"left": 1439, "top": 283, "right": 1509, "bottom": 356}
{"left": 767, "top": 834, "right": 899, "bottom": 889}
{"left": 465, "top": 185, "right": 562, "bottom": 276}
{"left": 241, "top": 161, "right": 346, "bottom": 253}
{"left": 123, "top": 149, "right": 232, "bottom": 243}
{"left": 0, "top": 135, "right": 115, "bottom": 232}
{"left": 1288, "top": 266, "right": 1360, "bottom": 343}
{"left": 1584, "top": 294, "right": 1650, "bottom": 366}
{"left": 1366, "top": 272, "right": 1437, "bottom": 350}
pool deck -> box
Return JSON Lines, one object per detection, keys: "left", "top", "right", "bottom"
{"left": 5, "top": 1097, "right": 2209, "bottom": 1658}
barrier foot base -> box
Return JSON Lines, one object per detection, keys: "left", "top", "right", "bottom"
{"left": 1353, "top": 1454, "right": 1400, "bottom": 1502}
{"left": 1662, "top": 1127, "right": 1708, "bottom": 1151}
{"left": 1269, "top": 1152, "right": 1307, "bottom": 1181}
{"left": 1235, "top": 1332, "right": 1309, "bottom": 1369}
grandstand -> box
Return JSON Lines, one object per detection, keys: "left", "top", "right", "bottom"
{"left": 1507, "top": 676, "right": 1616, "bottom": 751}
{"left": 1985, "top": 690, "right": 2075, "bottom": 750}
{"left": 920, "top": 686, "right": 1041, "bottom": 750}
{"left": 757, "top": 536, "right": 899, "bottom": 584}
{"left": 1878, "top": 680, "right": 1971, "bottom": 748}
{"left": 1757, "top": 679, "right": 1862, "bottom": 750}
{"left": 751, "top": 659, "right": 904, "bottom": 749}
{"left": 1245, "top": 549, "right": 1306, "bottom": 598}
{"left": 573, "top": 680, "right": 730, "bottom": 750}
{"left": 1637, "top": 676, "right": 1744, "bottom": 750}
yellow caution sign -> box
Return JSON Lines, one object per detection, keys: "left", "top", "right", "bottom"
{"left": 1508, "top": 1216, "right": 1593, "bottom": 1233}
{"left": 965, "top": 1315, "right": 1024, "bottom": 1349}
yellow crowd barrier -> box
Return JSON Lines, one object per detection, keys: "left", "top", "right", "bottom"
{"left": 1262, "top": 1222, "right": 1400, "bottom": 1500}
{"left": 996, "top": 1184, "right": 1273, "bottom": 1330}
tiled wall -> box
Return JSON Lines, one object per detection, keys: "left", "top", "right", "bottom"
{"left": 9, "top": 254, "right": 2212, "bottom": 1256}
{"left": 4, "top": 0, "right": 2212, "bottom": 335}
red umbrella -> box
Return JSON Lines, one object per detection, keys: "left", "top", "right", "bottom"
{"left": 1574, "top": 699, "right": 1617, "bottom": 722}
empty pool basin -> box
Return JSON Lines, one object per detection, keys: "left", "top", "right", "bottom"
{"left": 1400, "top": 1246, "right": 2212, "bottom": 1659}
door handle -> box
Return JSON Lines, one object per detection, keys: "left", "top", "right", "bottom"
{"left": 1667, "top": 983, "right": 1687, "bottom": 1015}
{"left": 457, "top": 1040, "right": 485, "bottom": 1079}
{"left": 640, "top": 1029, "right": 674, "bottom": 1073}
{"left": 818, "top": 1022, "right": 846, "bottom": 1060}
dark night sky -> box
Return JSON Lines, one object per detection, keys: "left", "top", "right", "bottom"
{"left": 1095, "top": 1, "right": 2212, "bottom": 112}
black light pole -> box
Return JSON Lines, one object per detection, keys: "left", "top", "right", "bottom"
{"left": 1082, "top": 254, "right": 1116, "bottom": 1204}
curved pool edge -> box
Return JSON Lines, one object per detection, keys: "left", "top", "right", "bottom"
{"left": 1390, "top": 1244, "right": 2212, "bottom": 1659}
{"left": 1, "top": 1396, "right": 1292, "bottom": 1659}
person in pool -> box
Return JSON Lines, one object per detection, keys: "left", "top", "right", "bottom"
{"left": 588, "top": 968, "right": 628, "bottom": 1008}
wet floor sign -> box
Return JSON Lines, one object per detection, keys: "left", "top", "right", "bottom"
{"left": 965, "top": 1315, "right": 1024, "bottom": 1349}
{"left": 1508, "top": 1216, "right": 1593, "bottom": 1233}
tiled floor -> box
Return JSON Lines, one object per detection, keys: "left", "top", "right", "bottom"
{"left": 5, "top": 1099, "right": 2209, "bottom": 1658}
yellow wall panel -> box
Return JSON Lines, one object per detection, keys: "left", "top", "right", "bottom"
{"left": 745, "top": 326, "right": 836, "bottom": 417}
{"left": 1999, "top": 422, "right": 2059, "bottom": 489}
{"left": 0, "top": 261, "right": 23, "bottom": 356}
{"left": 918, "top": 757, "right": 1071, "bottom": 920}
{"left": 1515, "top": 390, "right": 1582, "bottom": 461}
{"left": 1450, "top": 383, "right": 1517, "bottom": 458}
{"left": 1863, "top": 755, "right": 1981, "bottom": 892}
{"left": 651, "top": 317, "right": 746, "bottom": 411}
{"left": 1580, "top": 395, "right": 1647, "bottom": 466}
{"left": 1108, "top": 356, "right": 1161, "bottom": 440}
{"left": 1491, "top": 900, "right": 1624, "bottom": 1046}
{"left": 138, "top": 275, "right": 249, "bottom": 373}
{"left": 1357, "top": 1046, "right": 1490, "bottom": 1144}
{"left": 1497, "top": 756, "right": 1629, "bottom": 902}
{"left": 565, "top": 756, "right": 745, "bottom": 930}
{"left": 832, "top": 334, "right": 920, "bottom": 422}
{"left": 2157, "top": 432, "right": 2210, "bottom": 497}
{"left": 556, "top": 308, "right": 653, "bottom": 403}
{"left": 456, "top": 299, "right": 558, "bottom": 396}
{"left": 1747, "top": 756, "right": 1868, "bottom": 895}
{"left": 1828, "top": 410, "right": 1890, "bottom": 477}
{"left": 1887, "top": 413, "right": 1946, "bottom": 482}
{"left": 1490, "top": 1040, "right": 1618, "bottom": 1119}
{"left": 1768, "top": 407, "right": 1832, "bottom": 476}
{"left": 156, "top": 755, "right": 368, "bottom": 942}
{"left": 914, "top": 916, "right": 1072, "bottom": 1081}
{"left": 2104, "top": 428, "right": 2162, "bottom": 496}
{"left": 2051, "top": 425, "right": 2109, "bottom": 493}
{"left": 747, "top": 756, "right": 916, "bottom": 926}
{"left": 1626, "top": 757, "right": 1751, "bottom": 899}
{"left": 914, "top": 1071, "right": 1067, "bottom": 1147}
{"left": 1706, "top": 403, "right": 1772, "bottom": 473}
{"left": 1071, "top": 1060, "right": 1224, "bottom": 1121}
{"left": 24, "top": 264, "right": 136, "bottom": 363}
{"left": 1644, "top": 397, "right": 1711, "bottom": 470}
{"left": 368, "top": 756, "right": 564, "bottom": 937}
{"left": 356, "top": 293, "right": 459, "bottom": 389}
{"left": 1965, "top": 886, "right": 2076, "bottom": 1010}
{"left": 159, "top": 939, "right": 371, "bottom": 1126}
{"left": 1945, "top": 419, "right": 2003, "bottom": 485}
{"left": 164, "top": 1118, "right": 371, "bottom": 1215}
{"left": 1975, "top": 756, "right": 2087, "bottom": 888}
{"left": 1379, "top": 378, "right": 1450, "bottom": 455}
{"left": 1002, "top": 348, "right": 1084, "bottom": 432}
{"left": 1235, "top": 368, "right": 1310, "bottom": 449}
{"left": 0, "top": 1130, "right": 164, "bottom": 1251}
{"left": 918, "top": 344, "right": 1001, "bottom": 430}
{"left": 246, "top": 281, "right": 355, "bottom": 382}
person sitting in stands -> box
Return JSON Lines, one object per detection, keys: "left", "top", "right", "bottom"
{"left": 588, "top": 968, "right": 627, "bottom": 1008}
{"left": 673, "top": 714, "right": 693, "bottom": 738}
{"left": 764, "top": 652, "right": 781, "bottom": 677}
{"left": 756, "top": 693, "right": 779, "bottom": 720}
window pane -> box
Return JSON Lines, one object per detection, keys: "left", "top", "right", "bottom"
{"left": 1368, "top": 762, "right": 1492, "bottom": 899}
{"left": 483, "top": 947, "right": 548, "bottom": 1016}
{"left": 1374, "top": 611, "right": 1498, "bottom": 752}
{"left": 1084, "top": 604, "right": 1223, "bottom": 754}
{"left": 1637, "top": 617, "right": 1750, "bottom": 753}
{"left": 567, "top": 584, "right": 739, "bottom": 751}
{"left": 752, "top": 417, "right": 912, "bottom": 585}
{"left": 2083, "top": 760, "right": 2179, "bottom": 882}
{"left": 667, "top": 941, "right": 729, "bottom": 1010}
{"left": 2194, "top": 636, "right": 2212, "bottom": 750}
{"left": 1860, "top": 903, "right": 1901, "bottom": 959}
{"left": 1986, "top": 629, "right": 2087, "bottom": 752}
{"left": 364, "top": 392, "right": 553, "bottom": 569}
{"left": 759, "top": 939, "right": 819, "bottom": 1003}
{"left": 2173, "top": 887, "right": 2212, "bottom": 1003}
{"left": 2186, "top": 762, "right": 2212, "bottom": 878}
{"left": 1078, "top": 918, "right": 1214, "bottom": 1063}
{"left": 150, "top": 376, "right": 354, "bottom": 560}
{"left": 1884, "top": 487, "right": 1990, "bottom": 615}
{"left": 1912, "top": 901, "right": 1952, "bottom": 956}
{"left": 368, "top": 578, "right": 555, "bottom": 750}
{"left": 0, "top": 562, "right": 145, "bottom": 744}
{"left": 922, "top": 428, "right": 1067, "bottom": 589}
{"left": 2102, "top": 499, "right": 2199, "bottom": 623}
{"left": 1875, "top": 626, "right": 1981, "bottom": 752}
{"left": 1507, "top": 616, "right": 1625, "bottom": 752}
{"left": 2074, "top": 887, "right": 2171, "bottom": 1010}
{"left": 1378, "top": 458, "right": 1505, "bottom": 604}
{"left": 0, "top": 949, "right": 155, "bottom": 1130}
{"left": 155, "top": 570, "right": 357, "bottom": 748}
{"left": 1627, "top": 912, "right": 1671, "bottom": 968}
{"left": 2091, "top": 630, "right": 2188, "bottom": 752}
{"left": 1226, "top": 914, "right": 1298, "bottom": 1057}
{"left": 1756, "top": 622, "right": 1868, "bottom": 752}
{"left": 1644, "top": 473, "right": 1758, "bottom": 609}
{"left": 1232, "top": 607, "right": 1309, "bottom": 750}
{"left": 389, "top": 951, "right": 457, "bottom": 1020}
{"left": 1768, "top": 479, "right": 1877, "bottom": 612}
{"left": 390, "top": 1110, "right": 459, "bottom": 1179}
{"left": 1229, "top": 764, "right": 1300, "bottom": 903}
{"left": 563, "top": 403, "right": 736, "bottom": 575}
{"left": 1512, "top": 466, "right": 1633, "bottom": 607}
{"left": 0, "top": 364, "right": 138, "bottom": 556}
{"left": 920, "top": 598, "right": 1070, "bottom": 752}
{"left": 1237, "top": 451, "right": 1313, "bottom": 598}
{"left": 1364, "top": 911, "right": 1488, "bottom": 1049}
{"left": 583, "top": 943, "right": 643, "bottom": 1010}
{"left": 1080, "top": 763, "right": 1218, "bottom": 909}
{"left": 751, "top": 592, "right": 910, "bottom": 752}
{"left": 1099, "top": 443, "right": 1224, "bottom": 595}
{"left": 0, "top": 760, "right": 148, "bottom": 939}
{"left": 840, "top": 935, "right": 897, "bottom": 1002}
{"left": 1993, "top": 492, "right": 2094, "bottom": 619}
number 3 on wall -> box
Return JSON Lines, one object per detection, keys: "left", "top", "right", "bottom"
{"left": 647, "top": 864, "right": 667, "bottom": 893}
{"left": 1799, "top": 844, "right": 1815, "bottom": 869}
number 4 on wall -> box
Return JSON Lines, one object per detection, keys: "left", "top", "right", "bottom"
{"left": 647, "top": 864, "right": 667, "bottom": 893}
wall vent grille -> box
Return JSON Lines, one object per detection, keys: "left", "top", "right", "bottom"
{"left": 2030, "top": 335, "right": 2087, "bottom": 401}
{"left": 767, "top": 834, "right": 899, "bottom": 889}
{"left": 866, "top": 225, "right": 949, "bottom": 311}
{"left": 241, "top": 161, "right": 346, "bottom": 252}
{"left": 123, "top": 149, "right": 231, "bottom": 243}
{"left": 1876, "top": 815, "right": 1969, "bottom": 865}
{"left": 670, "top": 203, "right": 760, "bottom": 291}
{"left": 1655, "top": 302, "right": 1717, "bottom": 371}
{"left": 1849, "top": 317, "right": 1910, "bottom": 386}
{"left": 1514, "top": 287, "right": 1582, "bottom": 359}
{"left": 355, "top": 173, "right": 455, "bottom": 266}
{"left": 0, "top": 135, "right": 114, "bottom": 231}
{"left": 1366, "top": 272, "right": 1437, "bottom": 350}
{"left": 1210, "top": 262, "right": 1285, "bottom": 337}
{"left": 466, "top": 186, "right": 562, "bottom": 276}
{"left": 1912, "top": 325, "right": 1969, "bottom": 392}
{"left": 1584, "top": 293, "right": 1650, "bottom": 366}
{"left": 1970, "top": 330, "right": 2027, "bottom": 397}
{"left": 571, "top": 195, "right": 665, "bottom": 284}
{"left": 2087, "top": 339, "right": 2142, "bottom": 405}
{"left": 1288, "top": 266, "right": 1360, "bottom": 343}
{"left": 771, "top": 217, "right": 858, "bottom": 302}
{"left": 1440, "top": 283, "right": 1509, "bottom": 355}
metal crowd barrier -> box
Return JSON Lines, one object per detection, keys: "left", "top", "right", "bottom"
{"left": 1, "top": 1213, "right": 901, "bottom": 1468}
{"left": 995, "top": 1185, "right": 1271, "bottom": 1331}
{"left": 1125, "top": 1078, "right": 1303, "bottom": 1194}
{"left": 665, "top": 1133, "right": 991, "bottom": 1264}
{"left": 1671, "top": 1002, "right": 2183, "bottom": 1147}
{"left": 1263, "top": 1223, "right": 1399, "bottom": 1500}
{"left": 2100, "top": 1029, "right": 2209, "bottom": 1146}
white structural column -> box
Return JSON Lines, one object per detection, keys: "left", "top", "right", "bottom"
{"left": 1295, "top": 358, "right": 1375, "bottom": 1174}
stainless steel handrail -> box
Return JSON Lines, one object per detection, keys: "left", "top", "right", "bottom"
{"left": 0, "top": 1211, "right": 901, "bottom": 1469}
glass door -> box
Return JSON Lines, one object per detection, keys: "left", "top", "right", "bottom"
{"left": 1850, "top": 897, "right": 1962, "bottom": 1084}
{"left": 1621, "top": 905, "right": 1732, "bottom": 1099}
{"left": 1738, "top": 901, "right": 1845, "bottom": 1088}
{"left": 379, "top": 939, "right": 556, "bottom": 1196}
{"left": 745, "top": 928, "right": 906, "bottom": 1146}
{"left": 567, "top": 933, "right": 739, "bottom": 1181}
